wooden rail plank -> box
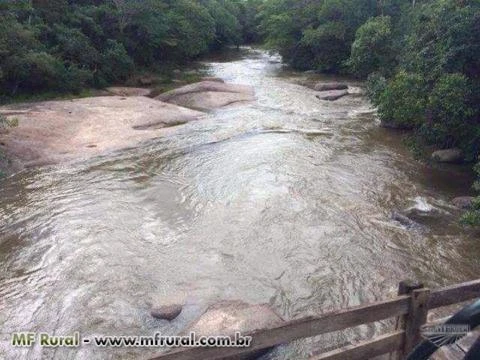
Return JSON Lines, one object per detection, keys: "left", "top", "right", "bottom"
{"left": 150, "top": 296, "right": 410, "bottom": 360}
{"left": 309, "top": 331, "right": 404, "bottom": 360}
{"left": 429, "top": 279, "right": 480, "bottom": 309}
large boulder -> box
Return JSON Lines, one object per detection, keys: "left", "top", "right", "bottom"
{"left": 316, "top": 90, "right": 349, "bottom": 101}
{"left": 452, "top": 196, "right": 475, "bottom": 209}
{"left": 0, "top": 96, "right": 203, "bottom": 168}
{"left": 182, "top": 301, "right": 284, "bottom": 360}
{"left": 314, "top": 82, "right": 348, "bottom": 91}
{"left": 156, "top": 81, "right": 255, "bottom": 111}
{"left": 431, "top": 148, "right": 463, "bottom": 163}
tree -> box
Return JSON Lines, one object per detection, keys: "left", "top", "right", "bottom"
{"left": 348, "top": 16, "right": 394, "bottom": 77}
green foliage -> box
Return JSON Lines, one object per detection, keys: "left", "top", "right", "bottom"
{"left": 348, "top": 16, "right": 394, "bottom": 77}
{"left": 0, "top": 0, "right": 262, "bottom": 98}
{"left": 260, "top": 0, "right": 377, "bottom": 72}
{"left": 462, "top": 162, "right": 480, "bottom": 225}
{"left": 376, "top": 71, "right": 427, "bottom": 129}
{"left": 421, "top": 73, "right": 473, "bottom": 150}
{"left": 366, "top": 72, "right": 387, "bottom": 105}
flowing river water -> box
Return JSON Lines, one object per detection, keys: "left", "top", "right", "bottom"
{"left": 1, "top": 48, "right": 479, "bottom": 360}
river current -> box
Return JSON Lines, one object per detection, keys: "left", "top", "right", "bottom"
{"left": 0, "top": 48, "right": 479, "bottom": 359}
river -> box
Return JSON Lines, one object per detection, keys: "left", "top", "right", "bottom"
{"left": 0, "top": 48, "right": 479, "bottom": 359}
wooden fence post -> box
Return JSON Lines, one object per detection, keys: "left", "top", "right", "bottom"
{"left": 393, "top": 280, "right": 425, "bottom": 360}
{"left": 401, "top": 286, "right": 430, "bottom": 358}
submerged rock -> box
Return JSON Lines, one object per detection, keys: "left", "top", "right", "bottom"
{"left": 431, "top": 148, "right": 463, "bottom": 163}
{"left": 182, "top": 300, "right": 284, "bottom": 360}
{"left": 151, "top": 304, "right": 183, "bottom": 321}
{"left": 314, "top": 82, "right": 348, "bottom": 91}
{"left": 156, "top": 81, "right": 255, "bottom": 111}
{"left": 316, "top": 90, "right": 349, "bottom": 101}
{"left": 391, "top": 211, "right": 416, "bottom": 227}
{"left": 452, "top": 196, "right": 475, "bottom": 209}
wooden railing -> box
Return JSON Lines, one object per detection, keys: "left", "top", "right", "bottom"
{"left": 151, "top": 279, "right": 480, "bottom": 360}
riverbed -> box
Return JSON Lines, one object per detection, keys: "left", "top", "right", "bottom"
{"left": 0, "top": 48, "right": 479, "bottom": 359}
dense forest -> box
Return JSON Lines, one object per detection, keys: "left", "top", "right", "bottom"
{"left": 1, "top": 0, "right": 480, "bottom": 223}
{"left": 0, "top": 0, "right": 262, "bottom": 98}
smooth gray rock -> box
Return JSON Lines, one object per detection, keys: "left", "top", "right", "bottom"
{"left": 391, "top": 211, "right": 416, "bottom": 227}
{"left": 431, "top": 148, "right": 463, "bottom": 163}
{"left": 182, "top": 300, "right": 284, "bottom": 360}
{"left": 452, "top": 196, "right": 475, "bottom": 209}
{"left": 156, "top": 81, "right": 255, "bottom": 111}
{"left": 150, "top": 304, "right": 183, "bottom": 321}
{"left": 316, "top": 90, "right": 349, "bottom": 101}
{"left": 314, "top": 82, "right": 348, "bottom": 91}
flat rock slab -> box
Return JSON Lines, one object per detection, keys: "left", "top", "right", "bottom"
{"left": 0, "top": 96, "right": 203, "bottom": 168}
{"left": 314, "top": 82, "right": 348, "bottom": 91}
{"left": 156, "top": 81, "right": 255, "bottom": 111}
{"left": 316, "top": 90, "right": 349, "bottom": 101}
{"left": 106, "top": 87, "right": 152, "bottom": 97}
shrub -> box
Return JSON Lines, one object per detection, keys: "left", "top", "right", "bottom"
{"left": 421, "top": 73, "right": 473, "bottom": 149}
{"left": 348, "top": 16, "right": 394, "bottom": 77}
{"left": 376, "top": 71, "right": 427, "bottom": 129}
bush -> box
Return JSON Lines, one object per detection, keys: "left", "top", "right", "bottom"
{"left": 376, "top": 71, "right": 427, "bottom": 129}
{"left": 348, "top": 16, "right": 394, "bottom": 77}
{"left": 366, "top": 72, "right": 387, "bottom": 105}
{"left": 421, "top": 73, "right": 473, "bottom": 149}
{"left": 98, "top": 40, "right": 134, "bottom": 84}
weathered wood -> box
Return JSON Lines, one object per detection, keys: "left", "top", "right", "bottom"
{"left": 310, "top": 331, "right": 404, "bottom": 360}
{"left": 395, "top": 281, "right": 424, "bottom": 330}
{"left": 429, "top": 279, "right": 480, "bottom": 309}
{"left": 431, "top": 344, "right": 466, "bottom": 360}
{"left": 151, "top": 279, "right": 480, "bottom": 360}
{"left": 456, "top": 328, "right": 480, "bottom": 353}
{"left": 150, "top": 296, "right": 410, "bottom": 360}
{"left": 403, "top": 288, "right": 430, "bottom": 356}
{"left": 393, "top": 280, "right": 424, "bottom": 360}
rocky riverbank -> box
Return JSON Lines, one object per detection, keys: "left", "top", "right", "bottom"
{"left": 0, "top": 80, "right": 255, "bottom": 172}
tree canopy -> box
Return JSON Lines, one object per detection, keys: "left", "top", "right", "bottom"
{"left": 0, "top": 0, "right": 264, "bottom": 97}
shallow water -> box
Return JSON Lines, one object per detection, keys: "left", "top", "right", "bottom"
{"left": 1, "top": 48, "right": 479, "bottom": 359}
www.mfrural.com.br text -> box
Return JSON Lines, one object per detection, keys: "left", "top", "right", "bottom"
{"left": 11, "top": 331, "right": 252, "bottom": 348}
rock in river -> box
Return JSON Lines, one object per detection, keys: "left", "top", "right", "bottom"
{"left": 314, "top": 82, "right": 348, "bottom": 91}
{"left": 0, "top": 96, "right": 204, "bottom": 169}
{"left": 452, "top": 196, "right": 475, "bottom": 209}
{"left": 151, "top": 304, "right": 183, "bottom": 321}
{"left": 431, "top": 148, "right": 463, "bottom": 163}
{"left": 316, "top": 90, "right": 349, "bottom": 101}
{"left": 156, "top": 81, "right": 255, "bottom": 111}
{"left": 181, "top": 300, "right": 284, "bottom": 360}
